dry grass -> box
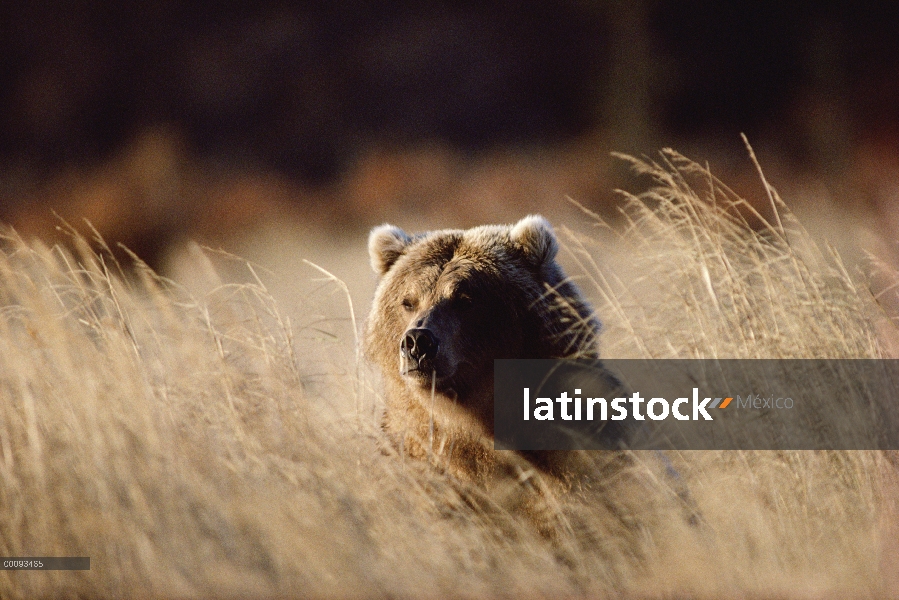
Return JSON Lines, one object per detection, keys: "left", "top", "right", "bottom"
{"left": 564, "top": 148, "right": 899, "bottom": 596}
{"left": 1, "top": 150, "right": 898, "bottom": 598}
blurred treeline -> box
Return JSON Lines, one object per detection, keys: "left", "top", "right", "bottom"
{"left": 1, "top": 1, "right": 898, "bottom": 265}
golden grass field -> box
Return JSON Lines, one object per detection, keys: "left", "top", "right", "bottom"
{"left": 2, "top": 149, "right": 899, "bottom": 598}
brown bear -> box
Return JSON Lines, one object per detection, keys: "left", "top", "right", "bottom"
{"left": 364, "top": 215, "right": 609, "bottom": 484}
{"left": 364, "top": 215, "right": 689, "bottom": 554}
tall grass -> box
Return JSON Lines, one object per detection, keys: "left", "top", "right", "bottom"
{"left": 0, "top": 150, "right": 897, "bottom": 598}
{"left": 564, "top": 149, "right": 899, "bottom": 596}
{"left": 565, "top": 148, "right": 889, "bottom": 360}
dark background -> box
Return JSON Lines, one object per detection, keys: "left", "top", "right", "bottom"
{"left": 2, "top": 1, "right": 898, "bottom": 266}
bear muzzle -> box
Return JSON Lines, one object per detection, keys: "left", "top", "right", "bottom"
{"left": 400, "top": 327, "right": 438, "bottom": 366}
{"left": 400, "top": 327, "right": 456, "bottom": 383}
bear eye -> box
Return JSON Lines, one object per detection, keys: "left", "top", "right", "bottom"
{"left": 401, "top": 298, "right": 416, "bottom": 312}
{"left": 454, "top": 293, "right": 473, "bottom": 310}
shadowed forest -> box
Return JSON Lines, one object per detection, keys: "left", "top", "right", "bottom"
{"left": 2, "top": 1, "right": 899, "bottom": 269}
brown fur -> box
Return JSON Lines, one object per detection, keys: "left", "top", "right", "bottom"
{"left": 364, "top": 216, "right": 602, "bottom": 484}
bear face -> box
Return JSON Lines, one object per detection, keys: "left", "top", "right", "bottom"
{"left": 364, "top": 215, "right": 600, "bottom": 469}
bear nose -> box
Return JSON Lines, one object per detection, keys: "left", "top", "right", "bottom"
{"left": 401, "top": 328, "right": 439, "bottom": 363}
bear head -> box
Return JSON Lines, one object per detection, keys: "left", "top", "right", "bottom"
{"left": 364, "top": 215, "right": 600, "bottom": 436}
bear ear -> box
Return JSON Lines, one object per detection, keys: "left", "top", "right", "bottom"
{"left": 369, "top": 224, "right": 413, "bottom": 275}
{"left": 510, "top": 214, "right": 558, "bottom": 268}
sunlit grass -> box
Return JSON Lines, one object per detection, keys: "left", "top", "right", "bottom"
{"left": 1, "top": 150, "right": 897, "bottom": 598}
